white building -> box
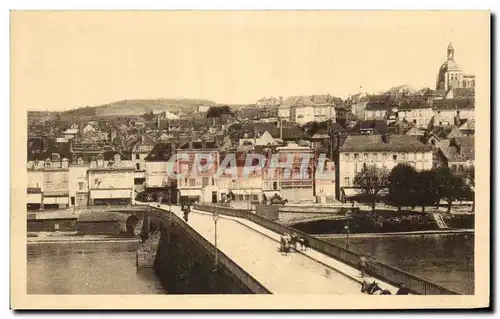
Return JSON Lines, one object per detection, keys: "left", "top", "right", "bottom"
{"left": 338, "top": 134, "right": 433, "bottom": 189}
{"left": 87, "top": 154, "right": 135, "bottom": 205}
{"left": 68, "top": 158, "right": 89, "bottom": 207}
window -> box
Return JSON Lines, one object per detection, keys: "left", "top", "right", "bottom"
{"left": 78, "top": 182, "right": 84, "bottom": 191}
{"left": 344, "top": 153, "right": 350, "bottom": 160}
{"left": 189, "top": 178, "right": 196, "bottom": 187}
{"left": 238, "top": 194, "right": 244, "bottom": 201}
{"left": 393, "top": 154, "right": 398, "bottom": 160}
{"left": 244, "top": 195, "right": 250, "bottom": 201}
{"left": 344, "top": 177, "right": 350, "bottom": 186}
{"left": 202, "top": 177, "right": 209, "bottom": 187}
{"left": 354, "top": 153, "right": 359, "bottom": 159}
{"left": 252, "top": 195, "right": 258, "bottom": 201}
{"left": 211, "top": 178, "right": 215, "bottom": 186}
{"left": 363, "top": 153, "right": 368, "bottom": 159}
{"left": 136, "top": 163, "right": 140, "bottom": 170}
{"left": 451, "top": 165, "right": 457, "bottom": 172}
{"left": 459, "top": 165, "right": 464, "bottom": 172}
{"left": 419, "top": 110, "right": 423, "bottom": 117}
{"left": 373, "top": 153, "right": 378, "bottom": 160}
{"left": 382, "top": 153, "right": 387, "bottom": 159}
{"left": 363, "top": 163, "right": 367, "bottom": 170}
{"left": 135, "top": 154, "right": 140, "bottom": 160}
{"left": 401, "top": 153, "right": 406, "bottom": 160}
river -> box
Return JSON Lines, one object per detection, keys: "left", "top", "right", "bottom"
{"left": 324, "top": 232, "right": 474, "bottom": 295}
{"left": 27, "top": 241, "right": 166, "bottom": 294}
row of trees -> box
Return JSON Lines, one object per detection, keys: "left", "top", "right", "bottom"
{"left": 353, "top": 164, "right": 475, "bottom": 213}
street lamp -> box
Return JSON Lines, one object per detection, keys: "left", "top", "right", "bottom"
{"left": 344, "top": 212, "right": 351, "bottom": 250}
{"left": 213, "top": 210, "right": 220, "bottom": 270}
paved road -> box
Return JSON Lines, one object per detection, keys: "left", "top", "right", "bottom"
{"left": 154, "top": 204, "right": 371, "bottom": 294}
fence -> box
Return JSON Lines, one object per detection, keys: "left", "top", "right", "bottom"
{"left": 193, "top": 204, "right": 461, "bottom": 295}
{"left": 149, "top": 207, "right": 271, "bottom": 295}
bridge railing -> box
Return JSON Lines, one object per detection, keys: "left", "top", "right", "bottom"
{"left": 149, "top": 207, "right": 271, "bottom": 295}
{"left": 193, "top": 204, "right": 461, "bottom": 296}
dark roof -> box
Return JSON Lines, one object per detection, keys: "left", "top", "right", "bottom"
{"left": 340, "top": 134, "right": 432, "bottom": 152}
{"left": 145, "top": 142, "right": 175, "bottom": 161}
{"left": 398, "top": 99, "right": 431, "bottom": 110}
{"left": 454, "top": 136, "right": 475, "bottom": 160}
{"left": 437, "top": 136, "right": 475, "bottom": 162}
{"left": 451, "top": 88, "right": 475, "bottom": 99}
{"left": 349, "top": 120, "right": 388, "bottom": 134}
{"left": 432, "top": 98, "right": 475, "bottom": 110}
{"left": 365, "top": 102, "right": 388, "bottom": 111}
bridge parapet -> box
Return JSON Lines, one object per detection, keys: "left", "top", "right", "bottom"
{"left": 194, "top": 204, "right": 461, "bottom": 296}
{"left": 147, "top": 207, "right": 271, "bottom": 294}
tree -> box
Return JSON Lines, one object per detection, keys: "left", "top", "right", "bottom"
{"left": 435, "top": 167, "right": 466, "bottom": 213}
{"left": 353, "top": 165, "right": 389, "bottom": 212}
{"left": 463, "top": 165, "right": 475, "bottom": 213}
{"left": 207, "top": 105, "right": 233, "bottom": 118}
{"left": 387, "top": 164, "right": 418, "bottom": 211}
{"left": 414, "top": 169, "right": 441, "bottom": 213}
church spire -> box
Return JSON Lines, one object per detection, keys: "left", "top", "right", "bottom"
{"left": 447, "top": 42, "right": 454, "bottom": 61}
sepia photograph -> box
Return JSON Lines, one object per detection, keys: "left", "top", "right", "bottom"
{"left": 10, "top": 10, "right": 490, "bottom": 310}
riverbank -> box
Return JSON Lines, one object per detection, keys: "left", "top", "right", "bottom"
{"left": 315, "top": 228, "right": 474, "bottom": 238}
{"left": 291, "top": 210, "right": 474, "bottom": 235}
{"left": 27, "top": 231, "right": 140, "bottom": 244}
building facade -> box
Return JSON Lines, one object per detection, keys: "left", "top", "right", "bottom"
{"left": 338, "top": 134, "right": 433, "bottom": 189}
{"left": 87, "top": 154, "right": 135, "bottom": 205}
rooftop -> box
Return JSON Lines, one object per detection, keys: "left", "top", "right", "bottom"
{"left": 340, "top": 134, "right": 431, "bottom": 152}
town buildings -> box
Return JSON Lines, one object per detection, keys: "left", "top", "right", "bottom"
{"left": 337, "top": 134, "right": 433, "bottom": 190}
{"left": 26, "top": 41, "right": 475, "bottom": 211}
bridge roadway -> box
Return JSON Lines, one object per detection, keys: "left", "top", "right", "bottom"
{"left": 149, "top": 204, "right": 398, "bottom": 295}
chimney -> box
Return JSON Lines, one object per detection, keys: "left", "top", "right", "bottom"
{"left": 382, "top": 133, "right": 391, "bottom": 144}
{"left": 279, "top": 96, "right": 283, "bottom": 105}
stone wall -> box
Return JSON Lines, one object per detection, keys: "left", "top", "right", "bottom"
{"left": 152, "top": 224, "right": 254, "bottom": 294}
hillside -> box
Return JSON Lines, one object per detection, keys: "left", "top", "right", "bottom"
{"left": 60, "top": 98, "right": 217, "bottom": 118}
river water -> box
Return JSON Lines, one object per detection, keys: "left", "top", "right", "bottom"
{"left": 27, "top": 234, "right": 473, "bottom": 295}
{"left": 27, "top": 241, "right": 166, "bottom": 294}
{"left": 325, "top": 233, "right": 474, "bottom": 295}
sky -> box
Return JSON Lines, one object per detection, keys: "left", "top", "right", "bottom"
{"left": 11, "top": 11, "right": 489, "bottom": 111}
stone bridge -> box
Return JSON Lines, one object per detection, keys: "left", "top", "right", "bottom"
{"left": 136, "top": 203, "right": 460, "bottom": 295}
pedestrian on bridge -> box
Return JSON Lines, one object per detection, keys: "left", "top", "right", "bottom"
{"left": 359, "top": 255, "right": 368, "bottom": 278}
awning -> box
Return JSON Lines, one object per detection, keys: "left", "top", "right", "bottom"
{"left": 27, "top": 193, "right": 42, "bottom": 204}
{"left": 229, "top": 189, "right": 262, "bottom": 195}
{"left": 43, "top": 196, "right": 69, "bottom": 204}
{"left": 342, "top": 188, "right": 364, "bottom": 197}
{"left": 179, "top": 189, "right": 202, "bottom": 197}
{"left": 90, "top": 189, "right": 132, "bottom": 199}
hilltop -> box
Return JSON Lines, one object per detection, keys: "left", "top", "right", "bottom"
{"left": 60, "top": 98, "right": 217, "bottom": 117}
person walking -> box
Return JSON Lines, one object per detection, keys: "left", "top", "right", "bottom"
{"left": 359, "top": 255, "right": 368, "bottom": 278}
{"left": 291, "top": 232, "right": 298, "bottom": 250}
{"left": 279, "top": 236, "right": 286, "bottom": 254}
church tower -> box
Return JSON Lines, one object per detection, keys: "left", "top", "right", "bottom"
{"left": 436, "top": 42, "right": 463, "bottom": 91}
